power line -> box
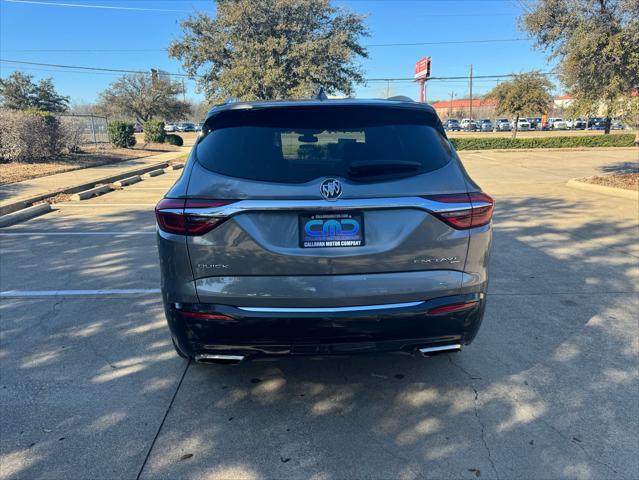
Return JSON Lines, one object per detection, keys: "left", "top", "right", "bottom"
{"left": 1, "top": 49, "right": 168, "bottom": 53}
{"left": 1, "top": 0, "right": 193, "bottom": 13}
{"left": 0, "top": 59, "right": 558, "bottom": 83}
{"left": 0, "top": 38, "right": 530, "bottom": 53}
{"left": 0, "top": 59, "right": 198, "bottom": 78}
{"left": 367, "top": 38, "right": 528, "bottom": 47}
{"left": 366, "top": 72, "right": 558, "bottom": 82}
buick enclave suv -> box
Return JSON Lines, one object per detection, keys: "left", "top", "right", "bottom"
{"left": 156, "top": 98, "right": 493, "bottom": 364}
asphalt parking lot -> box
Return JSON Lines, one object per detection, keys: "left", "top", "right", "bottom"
{"left": 1, "top": 148, "right": 638, "bottom": 480}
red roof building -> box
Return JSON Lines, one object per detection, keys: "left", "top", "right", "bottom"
{"left": 429, "top": 98, "right": 497, "bottom": 110}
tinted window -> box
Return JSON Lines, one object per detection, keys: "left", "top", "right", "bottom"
{"left": 196, "top": 106, "right": 451, "bottom": 183}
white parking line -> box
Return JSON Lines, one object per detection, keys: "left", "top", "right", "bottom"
{"left": 0, "top": 288, "right": 161, "bottom": 298}
{"left": 0, "top": 231, "right": 156, "bottom": 236}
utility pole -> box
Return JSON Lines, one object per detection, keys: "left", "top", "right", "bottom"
{"left": 449, "top": 91, "right": 456, "bottom": 117}
{"left": 469, "top": 64, "right": 473, "bottom": 120}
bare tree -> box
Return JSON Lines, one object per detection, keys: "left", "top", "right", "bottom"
{"left": 97, "top": 73, "right": 190, "bottom": 123}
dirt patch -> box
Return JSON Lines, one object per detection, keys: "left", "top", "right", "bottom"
{"left": 33, "top": 193, "right": 72, "bottom": 205}
{"left": 576, "top": 173, "right": 639, "bottom": 191}
{"left": 0, "top": 143, "right": 179, "bottom": 185}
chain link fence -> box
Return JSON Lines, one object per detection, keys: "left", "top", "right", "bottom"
{"left": 57, "top": 114, "right": 109, "bottom": 146}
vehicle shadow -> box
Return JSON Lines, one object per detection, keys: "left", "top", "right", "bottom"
{"left": 598, "top": 161, "right": 639, "bottom": 174}
{"left": 0, "top": 195, "right": 637, "bottom": 479}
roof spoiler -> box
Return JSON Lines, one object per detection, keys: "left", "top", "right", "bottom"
{"left": 387, "top": 95, "right": 414, "bottom": 102}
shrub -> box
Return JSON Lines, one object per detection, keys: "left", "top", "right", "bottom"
{"left": 107, "top": 121, "right": 136, "bottom": 148}
{"left": 450, "top": 134, "right": 636, "bottom": 150}
{"left": 0, "top": 109, "right": 65, "bottom": 162}
{"left": 164, "top": 133, "right": 184, "bottom": 146}
{"left": 143, "top": 119, "right": 166, "bottom": 143}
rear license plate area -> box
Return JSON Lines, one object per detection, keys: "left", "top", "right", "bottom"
{"left": 299, "top": 212, "right": 364, "bottom": 248}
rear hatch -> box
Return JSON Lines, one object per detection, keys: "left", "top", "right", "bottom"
{"left": 181, "top": 104, "right": 475, "bottom": 302}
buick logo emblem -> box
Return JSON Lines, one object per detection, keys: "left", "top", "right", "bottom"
{"left": 320, "top": 178, "right": 342, "bottom": 201}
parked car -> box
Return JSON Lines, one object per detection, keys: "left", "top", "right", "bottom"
{"left": 495, "top": 118, "right": 511, "bottom": 131}
{"left": 479, "top": 118, "right": 493, "bottom": 132}
{"left": 513, "top": 118, "right": 531, "bottom": 131}
{"left": 133, "top": 122, "right": 143, "bottom": 133}
{"left": 528, "top": 117, "right": 541, "bottom": 130}
{"left": 460, "top": 118, "right": 478, "bottom": 131}
{"left": 196, "top": 122, "right": 204, "bottom": 131}
{"left": 548, "top": 118, "right": 569, "bottom": 130}
{"left": 611, "top": 119, "right": 625, "bottom": 130}
{"left": 178, "top": 122, "right": 197, "bottom": 132}
{"left": 443, "top": 119, "right": 461, "bottom": 131}
{"left": 164, "top": 123, "right": 178, "bottom": 132}
{"left": 587, "top": 117, "right": 606, "bottom": 130}
{"left": 155, "top": 97, "right": 494, "bottom": 364}
{"left": 571, "top": 118, "right": 587, "bottom": 130}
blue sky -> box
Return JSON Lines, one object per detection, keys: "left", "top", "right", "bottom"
{"left": 0, "top": 0, "right": 561, "bottom": 106}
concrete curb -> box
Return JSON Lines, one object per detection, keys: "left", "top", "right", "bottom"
{"left": 163, "top": 163, "right": 184, "bottom": 173}
{"left": 112, "top": 175, "right": 141, "bottom": 187}
{"left": 70, "top": 185, "right": 113, "bottom": 201}
{"left": 459, "top": 147, "right": 639, "bottom": 154}
{"left": 0, "top": 203, "right": 52, "bottom": 227}
{"left": 566, "top": 179, "right": 639, "bottom": 200}
{"left": 0, "top": 160, "right": 178, "bottom": 216}
{"left": 142, "top": 169, "right": 165, "bottom": 179}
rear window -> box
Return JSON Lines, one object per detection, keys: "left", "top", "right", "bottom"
{"left": 196, "top": 106, "right": 451, "bottom": 183}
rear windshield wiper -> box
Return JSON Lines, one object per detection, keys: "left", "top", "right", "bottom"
{"left": 347, "top": 160, "right": 421, "bottom": 179}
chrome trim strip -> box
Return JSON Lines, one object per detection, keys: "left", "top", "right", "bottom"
{"left": 237, "top": 301, "right": 424, "bottom": 313}
{"left": 179, "top": 197, "right": 489, "bottom": 217}
{"left": 195, "top": 354, "right": 245, "bottom": 362}
{"left": 419, "top": 344, "right": 462, "bottom": 354}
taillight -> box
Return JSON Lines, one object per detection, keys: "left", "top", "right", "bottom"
{"left": 428, "top": 301, "right": 478, "bottom": 315}
{"left": 155, "top": 198, "right": 237, "bottom": 235}
{"left": 178, "top": 310, "right": 235, "bottom": 321}
{"left": 425, "top": 192, "right": 493, "bottom": 230}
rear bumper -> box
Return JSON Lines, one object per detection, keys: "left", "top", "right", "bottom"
{"left": 165, "top": 293, "right": 487, "bottom": 359}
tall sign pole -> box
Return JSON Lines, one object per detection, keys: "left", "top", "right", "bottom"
{"left": 414, "top": 57, "right": 432, "bottom": 103}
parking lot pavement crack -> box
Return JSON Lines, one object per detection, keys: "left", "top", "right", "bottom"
{"left": 445, "top": 355, "right": 499, "bottom": 478}
{"left": 136, "top": 359, "right": 190, "bottom": 480}
{"left": 472, "top": 387, "right": 501, "bottom": 480}
{"left": 542, "top": 420, "right": 619, "bottom": 475}
{"left": 447, "top": 354, "right": 483, "bottom": 380}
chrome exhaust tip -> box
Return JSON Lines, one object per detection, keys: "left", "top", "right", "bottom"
{"left": 194, "top": 353, "right": 245, "bottom": 365}
{"left": 418, "top": 344, "right": 462, "bottom": 357}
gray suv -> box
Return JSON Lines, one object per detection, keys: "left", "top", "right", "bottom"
{"left": 156, "top": 98, "right": 493, "bottom": 364}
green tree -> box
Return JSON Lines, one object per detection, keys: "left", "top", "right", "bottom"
{"left": 521, "top": 0, "right": 639, "bottom": 134}
{"left": 0, "top": 71, "right": 69, "bottom": 113}
{"left": 485, "top": 72, "right": 554, "bottom": 138}
{"left": 168, "top": 0, "right": 369, "bottom": 102}
{"left": 97, "top": 73, "right": 190, "bottom": 123}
